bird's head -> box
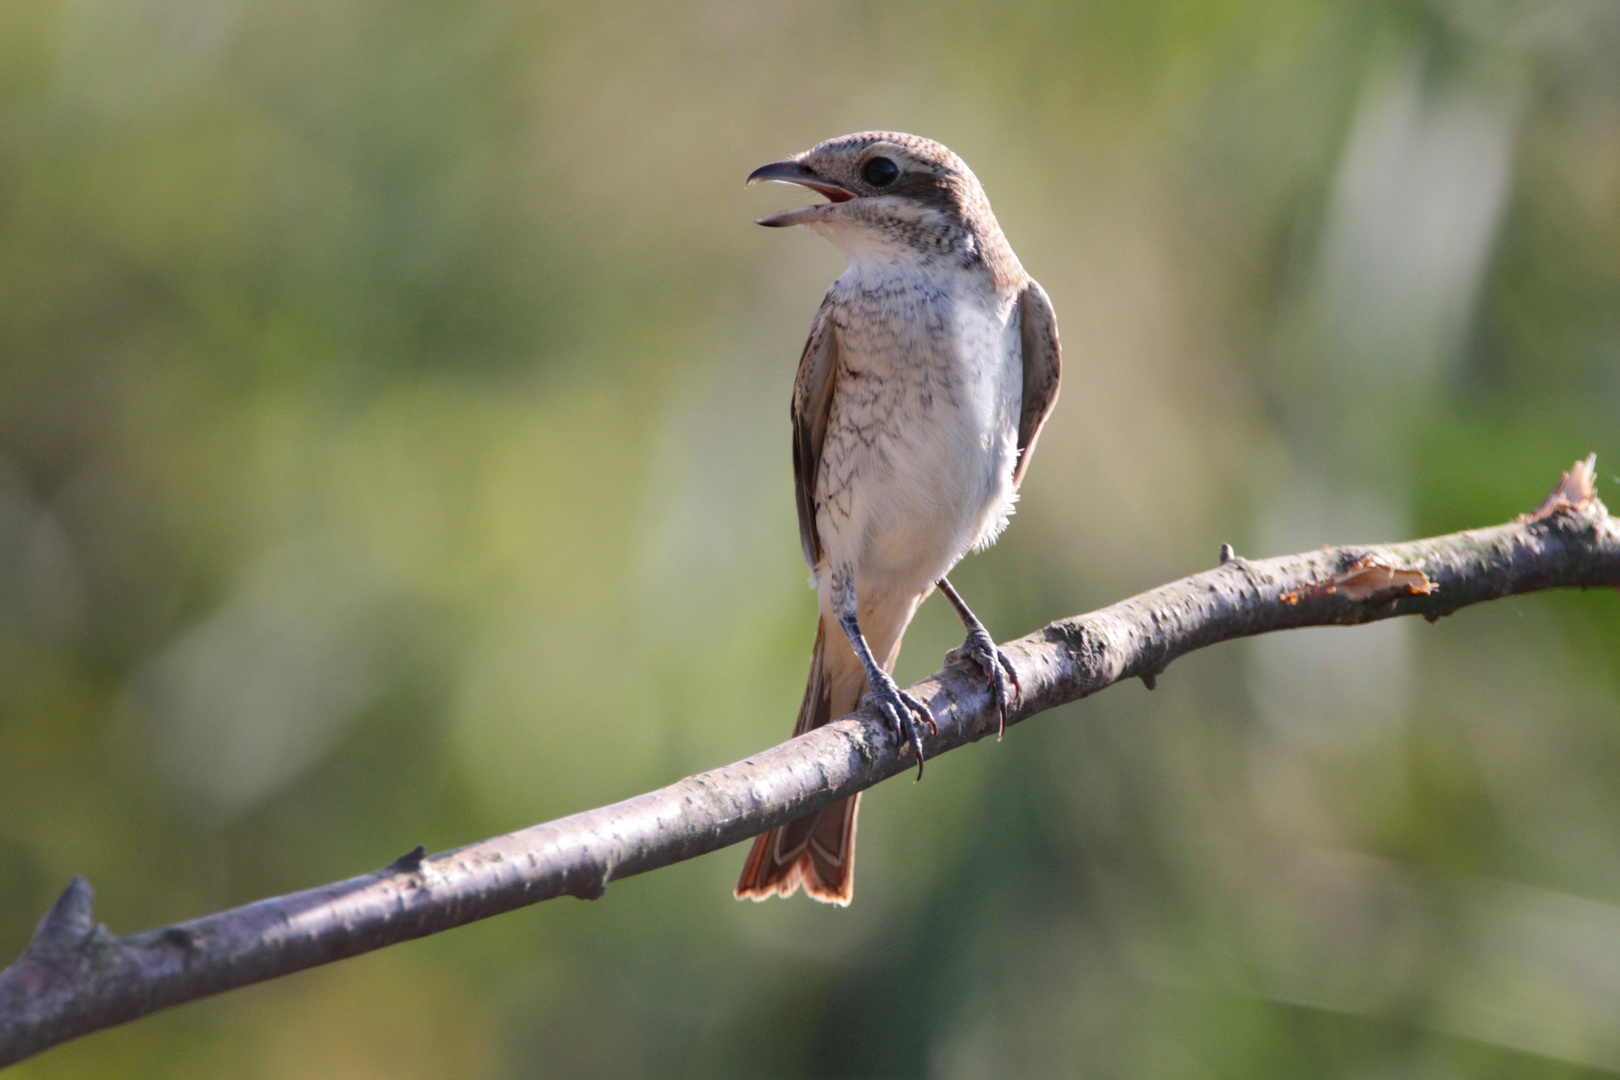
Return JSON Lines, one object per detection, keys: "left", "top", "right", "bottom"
{"left": 748, "top": 131, "right": 1015, "bottom": 276}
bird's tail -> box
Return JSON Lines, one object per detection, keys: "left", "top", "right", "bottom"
{"left": 735, "top": 595, "right": 918, "bottom": 905}
{"left": 735, "top": 615, "right": 873, "bottom": 905}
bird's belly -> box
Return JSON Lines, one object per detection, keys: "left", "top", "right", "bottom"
{"left": 816, "top": 288, "right": 1022, "bottom": 596}
{"left": 858, "top": 386, "right": 1015, "bottom": 578}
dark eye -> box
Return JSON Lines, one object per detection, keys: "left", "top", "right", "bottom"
{"left": 861, "top": 157, "right": 900, "bottom": 188}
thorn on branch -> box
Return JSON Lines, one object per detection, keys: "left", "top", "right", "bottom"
{"left": 28, "top": 877, "right": 96, "bottom": 959}
{"left": 1140, "top": 672, "right": 1158, "bottom": 690}
{"left": 1219, "top": 543, "right": 1235, "bottom": 565}
{"left": 386, "top": 846, "right": 427, "bottom": 874}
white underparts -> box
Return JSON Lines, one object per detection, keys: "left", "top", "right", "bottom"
{"left": 811, "top": 252, "right": 1023, "bottom": 606}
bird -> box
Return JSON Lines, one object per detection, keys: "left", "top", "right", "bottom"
{"left": 734, "top": 132, "right": 1062, "bottom": 905}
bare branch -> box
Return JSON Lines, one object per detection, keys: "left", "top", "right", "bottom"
{"left": 3, "top": 458, "right": 1618, "bottom": 1068}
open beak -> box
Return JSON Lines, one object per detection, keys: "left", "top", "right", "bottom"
{"left": 746, "top": 159, "right": 855, "bottom": 227}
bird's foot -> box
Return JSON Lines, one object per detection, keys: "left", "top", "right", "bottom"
{"left": 946, "top": 629, "right": 1019, "bottom": 739}
{"left": 862, "top": 673, "right": 936, "bottom": 780}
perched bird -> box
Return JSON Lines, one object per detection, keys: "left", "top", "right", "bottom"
{"left": 735, "top": 132, "right": 1062, "bottom": 905}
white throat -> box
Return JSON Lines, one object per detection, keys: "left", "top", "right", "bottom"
{"left": 807, "top": 200, "right": 958, "bottom": 279}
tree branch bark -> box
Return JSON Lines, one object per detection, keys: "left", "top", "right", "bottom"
{"left": 3, "top": 458, "right": 1617, "bottom": 1068}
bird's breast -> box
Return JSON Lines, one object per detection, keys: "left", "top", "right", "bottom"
{"left": 831, "top": 267, "right": 1020, "bottom": 446}
{"left": 819, "top": 267, "right": 1024, "bottom": 584}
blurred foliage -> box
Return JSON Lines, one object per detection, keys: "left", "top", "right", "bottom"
{"left": 2, "top": 0, "right": 1620, "bottom": 1076}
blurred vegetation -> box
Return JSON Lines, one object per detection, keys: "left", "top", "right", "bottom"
{"left": 2, "top": 0, "right": 1619, "bottom": 1076}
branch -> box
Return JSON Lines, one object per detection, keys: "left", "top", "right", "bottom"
{"left": 4, "top": 457, "right": 1617, "bottom": 1067}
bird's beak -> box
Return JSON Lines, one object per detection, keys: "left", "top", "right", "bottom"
{"left": 747, "top": 159, "right": 855, "bottom": 227}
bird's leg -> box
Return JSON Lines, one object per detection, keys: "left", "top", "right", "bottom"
{"left": 937, "top": 577, "right": 1019, "bottom": 739}
{"left": 834, "top": 601, "right": 936, "bottom": 780}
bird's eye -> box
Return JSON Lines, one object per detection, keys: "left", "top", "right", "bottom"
{"left": 861, "top": 157, "right": 900, "bottom": 188}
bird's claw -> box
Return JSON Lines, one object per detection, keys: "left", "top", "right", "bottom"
{"left": 863, "top": 675, "right": 936, "bottom": 780}
{"left": 946, "top": 628, "right": 1020, "bottom": 739}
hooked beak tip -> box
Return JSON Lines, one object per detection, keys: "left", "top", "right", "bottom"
{"left": 747, "top": 160, "right": 807, "bottom": 187}
{"left": 746, "top": 159, "right": 856, "bottom": 203}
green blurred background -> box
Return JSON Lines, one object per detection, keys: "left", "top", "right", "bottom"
{"left": 2, "top": 0, "right": 1619, "bottom": 1075}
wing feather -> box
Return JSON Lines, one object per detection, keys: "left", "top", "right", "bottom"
{"left": 791, "top": 295, "right": 840, "bottom": 569}
{"left": 1013, "top": 279, "right": 1062, "bottom": 488}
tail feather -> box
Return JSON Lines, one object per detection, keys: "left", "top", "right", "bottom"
{"left": 733, "top": 787, "right": 859, "bottom": 905}
{"left": 736, "top": 616, "right": 868, "bottom": 905}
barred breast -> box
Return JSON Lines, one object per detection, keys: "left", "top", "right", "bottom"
{"left": 813, "top": 263, "right": 1024, "bottom": 601}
